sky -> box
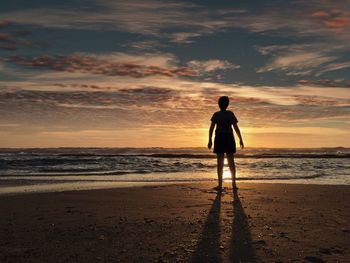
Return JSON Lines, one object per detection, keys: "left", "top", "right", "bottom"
{"left": 0, "top": 0, "right": 349, "bottom": 148}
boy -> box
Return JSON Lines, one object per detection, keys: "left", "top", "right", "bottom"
{"left": 208, "top": 96, "right": 244, "bottom": 191}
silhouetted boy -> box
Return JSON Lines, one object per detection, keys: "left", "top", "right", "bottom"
{"left": 208, "top": 96, "right": 244, "bottom": 191}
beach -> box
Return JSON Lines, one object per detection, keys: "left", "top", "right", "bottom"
{"left": 0, "top": 182, "right": 349, "bottom": 262}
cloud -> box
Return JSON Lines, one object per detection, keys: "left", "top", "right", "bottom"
{"left": 317, "top": 61, "right": 350, "bottom": 75}
{"left": 8, "top": 53, "right": 199, "bottom": 78}
{"left": 243, "top": 1, "right": 350, "bottom": 76}
{"left": 298, "top": 79, "right": 350, "bottom": 88}
{"left": 0, "top": 86, "right": 177, "bottom": 112}
{"left": 2, "top": 73, "right": 350, "bottom": 129}
{"left": 256, "top": 42, "right": 348, "bottom": 76}
{"left": 310, "top": 9, "right": 350, "bottom": 29}
{"left": 0, "top": 123, "right": 19, "bottom": 127}
{"left": 127, "top": 40, "right": 162, "bottom": 50}
{"left": 1, "top": 75, "right": 349, "bottom": 148}
{"left": 7, "top": 52, "right": 242, "bottom": 79}
{"left": 188, "top": 59, "right": 240, "bottom": 72}
{"left": 0, "top": 32, "right": 14, "bottom": 42}
{"left": 1, "top": 0, "right": 349, "bottom": 44}
{"left": 240, "top": 1, "right": 350, "bottom": 36}
{"left": 0, "top": 44, "right": 17, "bottom": 51}
{"left": 1, "top": 1, "right": 349, "bottom": 147}
{"left": 168, "top": 32, "right": 202, "bottom": 44}
{"left": 325, "top": 17, "right": 350, "bottom": 29}
{"left": 87, "top": 52, "right": 178, "bottom": 67}
{"left": 1, "top": 0, "right": 350, "bottom": 81}
{"left": 247, "top": 126, "right": 348, "bottom": 136}
{"left": 0, "top": 0, "right": 239, "bottom": 43}
{"left": 0, "top": 22, "right": 35, "bottom": 52}
{"left": 292, "top": 95, "right": 350, "bottom": 107}
{"left": 0, "top": 85, "right": 212, "bottom": 130}
{"left": 0, "top": 20, "right": 11, "bottom": 28}
{"left": 311, "top": 11, "right": 329, "bottom": 18}
{"left": 258, "top": 51, "right": 336, "bottom": 75}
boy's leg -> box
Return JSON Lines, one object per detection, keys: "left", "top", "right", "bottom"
{"left": 227, "top": 153, "right": 237, "bottom": 188}
{"left": 217, "top": 153, "right": 224, "bottom": 188}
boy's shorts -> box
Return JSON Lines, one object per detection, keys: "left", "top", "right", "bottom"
{"left": 214, "top": 132, "right": 236, "bottom": 154}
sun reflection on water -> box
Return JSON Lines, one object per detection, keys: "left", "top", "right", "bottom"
{"left": 223, "top": 159, "right": 232, "bottom": 181}
{"left": 223, "top": 169, "right": 231, "bottom": 180}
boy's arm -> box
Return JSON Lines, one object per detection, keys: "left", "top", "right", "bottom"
{"left": 208, "top": 122, "right": 215, "bottom": 149}
{"left": 233, "top": 123, "right": 244, "bottom": 149}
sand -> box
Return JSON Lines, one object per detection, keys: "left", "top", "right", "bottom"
{"left": 0, "top": 182, "right": 349, "bottom": 262}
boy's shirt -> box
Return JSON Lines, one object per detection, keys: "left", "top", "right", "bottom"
{"left": 211, "top": 110, "right": 238, "bottom": 134}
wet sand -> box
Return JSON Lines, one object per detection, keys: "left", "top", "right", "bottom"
{"left": 0, "top": 182, "right": 349, "bottom": 262}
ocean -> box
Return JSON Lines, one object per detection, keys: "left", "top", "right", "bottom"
{"left": 0, "top": 147, "right": 349, "bottom": 194}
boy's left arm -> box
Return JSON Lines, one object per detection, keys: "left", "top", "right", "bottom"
{"left": 233, "top": 123, "right": 244, "bottom": 149}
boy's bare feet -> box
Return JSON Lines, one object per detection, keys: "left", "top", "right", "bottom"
{"left": 213, "top": 186, "right": 223, "bottom": 192}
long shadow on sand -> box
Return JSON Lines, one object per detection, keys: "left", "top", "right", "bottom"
{"left": 192, "top": 193, "right": 222, "bottom": 262}
{"left": 230, "top": 189, "right": 256, "bottom": 262}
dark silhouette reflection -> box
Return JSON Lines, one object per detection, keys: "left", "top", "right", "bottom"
{"left": 230, "top": 190, "right": 256, "bottom": 262}
{"left": 192, "top": 193, "right": 222, "bottom": 262}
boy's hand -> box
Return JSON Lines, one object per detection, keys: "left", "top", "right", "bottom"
{"left": 240, "top": 140, "right": 244, "bottom": 149}
{"left": 208, "top": 140, "right": 212, "bottom": 150}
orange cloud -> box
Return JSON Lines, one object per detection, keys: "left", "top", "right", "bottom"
{"left": 298, "top": 79, "right": 310, "bottom": 85}
{"left": 325, "top": 17, "right": 350, "bottom": 29}
{"left": 0, "top": 20, "right": 11, "bottom": 28}
{"left": 0, "top": 32, "right": 14, "bottom": 42}
{"left": 311, "top": 11, "right": 329, "bottom": 18}
{"left": 310, "top": 10, "right": 350, "bottom": 29}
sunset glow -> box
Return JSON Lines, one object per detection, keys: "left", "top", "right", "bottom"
{"left": 1, "top": 0, "right": 349, "bottom": 148}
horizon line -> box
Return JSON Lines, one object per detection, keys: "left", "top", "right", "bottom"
{"left": 0, "top": 146, "right": 348, "bottom": 150}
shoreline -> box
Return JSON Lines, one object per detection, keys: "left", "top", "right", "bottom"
{"left": 1, "top": 182, "right": 349, "bottom": 262}
{"left": 1, "top": 177, "right": 350, "bottom": 196}
{"left": 1, "top": 178, "right": 350, "bottom": 196}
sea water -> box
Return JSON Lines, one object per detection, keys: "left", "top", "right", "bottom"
{"left": 0, "top": 147, "right": 349, "bottom": 194}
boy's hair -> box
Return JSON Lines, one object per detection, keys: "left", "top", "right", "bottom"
{"left": 218, "top": 96, "right": 229, "bottom": 110}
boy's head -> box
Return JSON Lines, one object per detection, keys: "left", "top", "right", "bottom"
{"left": 218, "top": 96, "right": 229, "bottom": 110}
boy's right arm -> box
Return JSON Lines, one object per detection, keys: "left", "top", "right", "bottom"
{"left": 208, "top": 122, "right": 215, "bottom": 149}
